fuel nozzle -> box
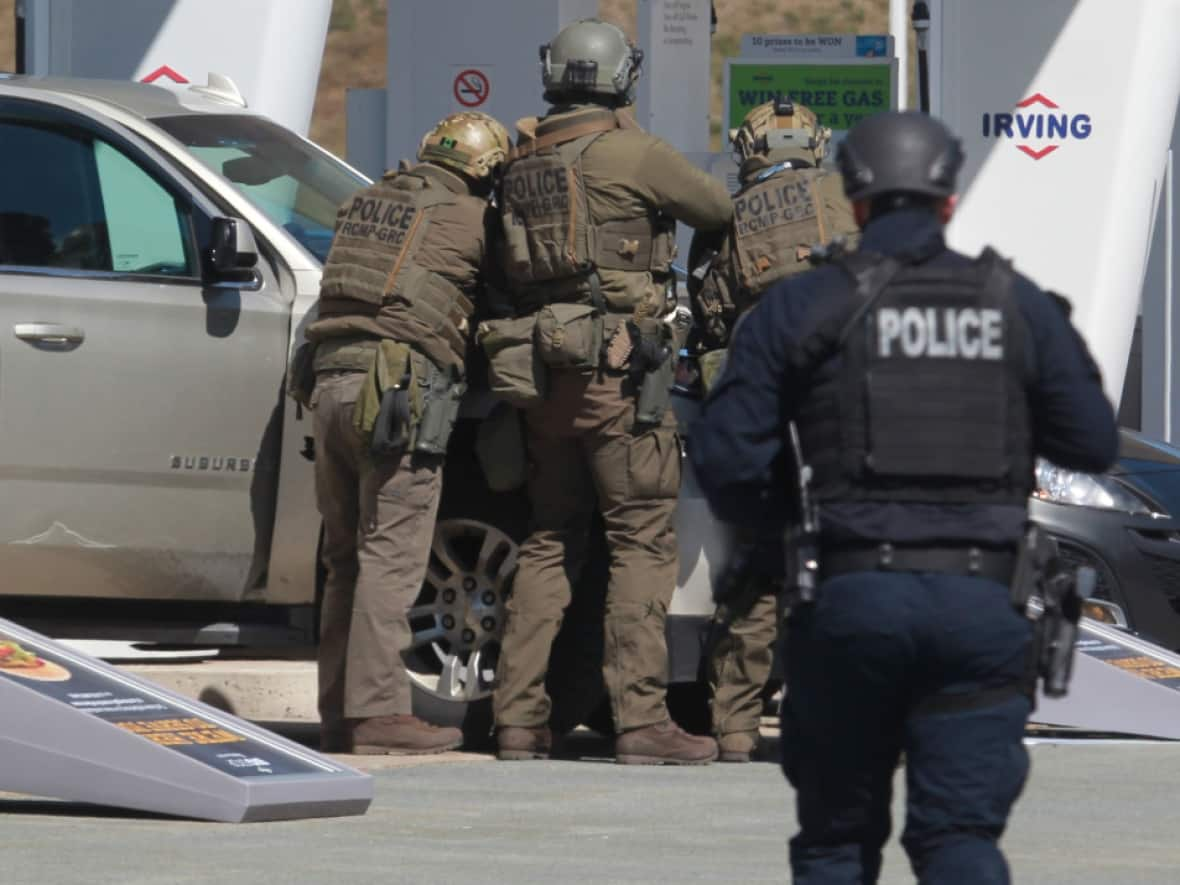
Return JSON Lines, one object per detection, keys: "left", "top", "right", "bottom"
{"left": 912, "top": 2, "right": 931, "bottom": 51}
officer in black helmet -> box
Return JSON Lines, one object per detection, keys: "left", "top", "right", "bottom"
{"left": 689, "top": 111, "right": 1118, "bottom": 883}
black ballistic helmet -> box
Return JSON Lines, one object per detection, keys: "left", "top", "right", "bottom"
{"left": 836, "top": 111, "right": 965, "bottom": 202}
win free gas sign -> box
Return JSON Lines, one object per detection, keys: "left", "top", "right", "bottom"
{"left": 725, "top": 59, "right": 896, "bottom": 135}
{"left": 982, "top": 93, "right": 1093, "bottom": 161}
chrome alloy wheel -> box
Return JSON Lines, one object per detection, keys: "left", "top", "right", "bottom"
{"left": 405, "top": 518, "right": 518, "bottom": 704}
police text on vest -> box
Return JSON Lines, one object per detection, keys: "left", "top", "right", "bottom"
{"left": 876, "top": 307, "right": 1004, "bottom": 359}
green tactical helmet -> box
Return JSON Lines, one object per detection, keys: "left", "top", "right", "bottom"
{"left": 540, "top": 18, "right": 644, "bottom": 105}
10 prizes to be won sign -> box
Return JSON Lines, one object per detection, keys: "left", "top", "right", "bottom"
{"left": 726, "top": 62, "right": 894, "bottom": 134}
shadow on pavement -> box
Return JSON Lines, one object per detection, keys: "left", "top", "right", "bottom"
{"left": 555, "top": 728, "right": 782, "bottom": 764}
{"left": 262, "top": 719, "right": 784, "bottom": 764}
{"left": 0, "top": 798, "right": 180, "bottom": 821}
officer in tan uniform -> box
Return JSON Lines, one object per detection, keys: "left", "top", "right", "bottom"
{"left": 301, "top": 112, "right": 510, "bottom": 755}
{"left": 488, "top": 18, "right": 732, "bottom": 765}
{"left": 687, "top": 99, "right": 858, "bottom": 763}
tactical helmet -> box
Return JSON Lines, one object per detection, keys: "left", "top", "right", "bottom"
{"left": 540, "top": 19, "right": 644, "bottom": 105}
{"left": 417, "top": 112, "right": 511, "bottom": 182}
{"left": 836, "top": 111, "right": 964, "bottom": 202}
{"left": 730, "top": 97, "right": 832, "bottom": 164}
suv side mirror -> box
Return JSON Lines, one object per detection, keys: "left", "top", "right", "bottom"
{"left": 208, "top": 217, "right": 259, "bottom": 278}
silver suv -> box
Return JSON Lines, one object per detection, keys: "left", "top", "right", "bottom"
{"left": 0, "top": 75, "right": 726, "bottom": 735}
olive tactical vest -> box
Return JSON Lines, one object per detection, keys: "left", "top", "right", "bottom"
{"left": 795, "top": 250, "right": 1035, "bottom": 507}
{"left": 730, "top": 167, "right": 829, "bottom": 294}
{"left": 318, "top": 171, "right": 472, "bottom": 361}
{"left": 500, "top": 107, "right": 676, "bottom": 294}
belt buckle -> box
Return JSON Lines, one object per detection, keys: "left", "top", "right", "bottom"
{"left": 877, "top": 542, "right": 894, "bottom": 570}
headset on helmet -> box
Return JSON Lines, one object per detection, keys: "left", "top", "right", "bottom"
{"left": 729, "top": 97, "right": 832, "bottom": 165}
{"left": 418, "top": 111, "right": 511, "bottom": 182}
{"left": 539, "top": 18, "right": 644, "bottom": 105}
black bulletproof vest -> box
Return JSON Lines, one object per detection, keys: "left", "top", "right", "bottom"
{"left": 795, "top": 249, "right": 1034, "bottom": 507}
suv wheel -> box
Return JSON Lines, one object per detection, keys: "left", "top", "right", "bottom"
{"left": 407, "top": 518, "right": 518, "bottom": 743}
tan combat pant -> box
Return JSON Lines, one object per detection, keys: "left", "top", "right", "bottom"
{"left": 708, "top": 586, "right": 779, "bottom": 738}
{"left": 493, "top": 368, "right": 681, "bottom": 732}
{"left": 312, "top": 370, "right": 442, "bottom": 722}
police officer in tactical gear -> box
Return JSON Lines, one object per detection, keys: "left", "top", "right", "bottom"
{"left": 687, "top": 98, "right": 859, "bottom": 764}
{"left": 490, "top": 18, "right": 732, "bottom": 764}
{"left": 690, "top": 111, "right": 1117, "bottom": 881}
{"left": 689, "top": 97, "right": 857, "bottom": 375}
{"left": 302, "top": 111, "right": 510, "bottom": 755}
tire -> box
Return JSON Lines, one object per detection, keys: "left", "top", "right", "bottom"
{"left": 407, "top": 418, "right": 618, "bottom": 744}
{"left": 406, "top": 419, "right": 529, "bottom": 748}
{"left": 407, "top": 511, "right": 613, "bottom": 744}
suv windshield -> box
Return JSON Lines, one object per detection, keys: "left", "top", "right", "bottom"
{"left": 153, "top": 114, "right": 365, "bottom": 263}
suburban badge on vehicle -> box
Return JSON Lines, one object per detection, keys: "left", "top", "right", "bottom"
{"left": 170, "top": 455, "right": 254, "bottom": 472}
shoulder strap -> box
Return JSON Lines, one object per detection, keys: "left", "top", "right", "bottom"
{"left": 394, "top": 172, "right": 461, "bottom": 210}
{"left": 976, "top": 246, "right": 1017, "bottom": 301}
{"left": 833, "top": 253, "right": 905, "bottom": 349}
{"left": 510, "top": 108, "right": 621, "bottom": 160}
{"left": 792, "top": 252, "right": 904, "bottom": 374}
{"left": 613, "top": 107, "right": 642, "bottom": 130}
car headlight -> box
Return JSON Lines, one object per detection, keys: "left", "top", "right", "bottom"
{"left": 1033, "top": 460, "right": 1168, "bottom": 518}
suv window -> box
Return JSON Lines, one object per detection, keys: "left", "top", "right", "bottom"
{"left": 155, "top": 114, "right": 366, "bottom": 264}
{"left": 0, "top": 120, "right": 194, "bottom": 277}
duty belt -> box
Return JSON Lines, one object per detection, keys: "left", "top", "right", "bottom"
{"left": 821, "top": 543, "right": 1017, "bottom": 584}
{"left": 313, "top": 338, "right": 379, "bottom": 374}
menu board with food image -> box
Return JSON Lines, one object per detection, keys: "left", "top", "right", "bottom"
{"left": 0, "top": 628, "right": 326, "bottom": 779}
{"left": 0, "top": 638, "right": 72, "bottom": 682}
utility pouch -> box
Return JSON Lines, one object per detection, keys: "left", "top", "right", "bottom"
{"left": 535, "top": 302, "right": 603, "bottom": 370}
{"left": 475, "top": 401, "right": 528, "bottom": 492}
{"left": 413, "top": 357, "right": 466, "bottom": 456}
{"left": 698, "top": 348, "right": 728, "bottom": 394}
{"left": 477, "top": 316, "right": 548, "bottom": 407}
{"left": 355, "top": 340, "right": 420, "bottom": 461}
{"left": 286, "top": 341, "right": 318, "bottom": 411}
{"left": 371, "top": 385, "right": 412, "bottom": 459}
{"left": 603, "top": 320, "right": 634, "bottom": 370}
{"left": 634, "top": 345, "right": 675, "bottom": 427}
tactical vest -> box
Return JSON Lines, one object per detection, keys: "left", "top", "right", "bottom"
{"left": 692, "top": 165, "right": 834, "bottom": 349}
{"left": 499, "top": 107, "right": 676, "bottom": 296}
{"left": 318, "top": 171, "right": 472, "bottom": 361}
{"left": 795, "top": 249, "right": 1034, "bottom": 507}
{"left": 731, "top": 167, "right": 830, "bottom": 295}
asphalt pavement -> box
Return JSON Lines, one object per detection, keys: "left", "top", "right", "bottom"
{"left": 2, "top": 730, "right": 1179, "bottom": 884}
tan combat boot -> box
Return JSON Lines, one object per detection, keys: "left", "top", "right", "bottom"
{"left": 496, "top": 725, "right": 553, "bottom": 761}
{"left": 615, "top": 719, "right": 719, "bottom": 765}
{"left": 349, "top": 715, "right": 464, "bottom": 755}
{"left": 717, "top": 730, "right": 760, "bottom": 763}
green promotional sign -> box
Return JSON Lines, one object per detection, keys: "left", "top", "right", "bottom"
{"left": 726, "top": 61, "right": 895, "bottom": 133}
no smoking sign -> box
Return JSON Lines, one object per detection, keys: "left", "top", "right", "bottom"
{"left": 453, "top": 69, "right": 490, "bottom": 108}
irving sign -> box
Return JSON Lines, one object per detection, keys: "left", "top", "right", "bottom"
{"left": 981, "top": 93, "right": 1093, "bottom": 161}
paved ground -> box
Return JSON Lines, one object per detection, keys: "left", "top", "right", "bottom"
{"left": 2, "top": 730, "right": 1180, "bottom": 884}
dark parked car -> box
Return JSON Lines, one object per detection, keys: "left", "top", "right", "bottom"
{"left": 1032, "top": 429, "right": 1180, "bottom": 650}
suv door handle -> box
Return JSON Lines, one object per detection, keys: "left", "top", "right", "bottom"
{"left": 13, "top": 323, "right": 86, "bottom": 346}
